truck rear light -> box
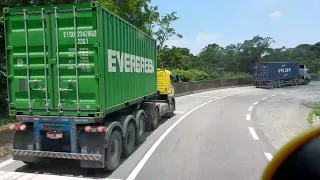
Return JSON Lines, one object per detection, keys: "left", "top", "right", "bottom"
{"left": 14, "top": 124, "right": 20, "bottom": 130}
{"left": 85, "top": 126, "right": 91, "bottom": 132}
{"left": 9, "top": 124, "right": 15, "bottom": 130}
{"left": 97, "top": 126, "right": 105, "bottom": 133}
{"left": 20, "top": 124, "right": 27, "bottom": 131}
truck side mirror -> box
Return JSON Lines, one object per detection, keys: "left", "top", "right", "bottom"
{"left": 262, "top": 127, "right": 320, "bottom": 180}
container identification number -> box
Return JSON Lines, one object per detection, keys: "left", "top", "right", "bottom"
{"left": 63, "top": 30, "right": 97, "bottom": 38}
{"left": 63, "top": 30, "right": 96, "bottom": 44}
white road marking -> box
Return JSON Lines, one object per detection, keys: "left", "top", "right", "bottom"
{"left": 174, "top": 111, "right": 185, "bottom": 114}
{"left": 291, "top": 91, "right": 297, "bottom": 93}
{"left": 248, "top": 127, "right": 259, "bottom": 140}
{"left": 248, "top": 106, "right": 253, "bottom": 111}
{"left": 246, "top": 114, "right": 251, "bottom": 121}
{"left": 0, "top": 171, "right": 16, "bottom": 179}
{"left": 0, "top": 159, "right": 15, "bottom": 168}
{"left": 261, "top": 97, "right": 267, "bottom": 101}
{"left": 272, "top": 94, "right": 276, "bottom": 97}
{"left": 280, "top": 92, "right": 287, "bottom": 95}
{"left": 253, "top": 101, "right": 259, "bottom": 105}
{"left": 16, "top": 173, "right": 37, "bottom": 180}
{"left": 264, "top": 152, "right": 273, "bottom": 161}
{"left": 126, "top": 90, "right": 252, "bottom": 180}
{"left": 0, "top": 170, "right": 122, "bottom": 180}
{"left": 190, "top": 95, "right": 217, "bottom": 98}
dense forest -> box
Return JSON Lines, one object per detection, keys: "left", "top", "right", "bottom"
{"left": 161, "top": 37, "right": 320, "bottom": 82}
{"left": 0, "top": 0, "right": 320, "bottom": 117}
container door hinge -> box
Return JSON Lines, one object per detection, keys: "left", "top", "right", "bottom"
{"left": 95, "top": 112, "right": 104, "bottom": 118}
{"left": 91, "top": 2, "right": 99, "bottom": 7}
{"left": 95, "top": 74, "right": 101, "bottom": 79}
{"left": 3, "top": 8, "right": 9, "bottom": 14}
{"left": 9, "top": 110, "right": 16, "bottom": 116}
{"left": 9, "top": 103, "right": 15, "bottom": 108}
{"left": 94, "top": 43, "right": 100, "bottom": 47}
{"left": 96, "top": 105, "right": 102, "bottom": 110}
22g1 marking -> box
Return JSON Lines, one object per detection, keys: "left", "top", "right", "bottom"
{"left": 77, "top": 38, "right": 89, "bottom": 44}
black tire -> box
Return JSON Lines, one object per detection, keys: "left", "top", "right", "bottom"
{"left": 165, "top": 99, "right": 175, "bottom": 118}
{"left": 135, "top": 113, "right": 146, "bottom": 145}
{"left": 23, "top": 161, "right": 36, "bottom": 167}
{"left": 277, "top": 81, "right": 281, "bottom": 88}
{"left": 122, "top": 122, "right": 136, "bottom": 157}
{"left": 105, "top": 130, "right": 122, "bottom": 172}
{"left": 151, "top": 107, "right": 160, "bottom": 130}
{"left": 270, "top": 82, "right": 274, "bottom": 88}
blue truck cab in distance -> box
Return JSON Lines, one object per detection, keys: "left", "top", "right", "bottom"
{"left": 253, "top": 62, "right": 310, "bottom": 88}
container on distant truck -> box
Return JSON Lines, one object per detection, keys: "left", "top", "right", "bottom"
{"left": 4, "top": 1, "right": 178, "bottom": 172}
{"left": 253, "top": 62, "right": 310, "bottom": 88}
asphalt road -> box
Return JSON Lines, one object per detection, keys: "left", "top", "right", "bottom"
{"left": 0, "top": 83, "right": 318, "bottom": 180}
{"left": 253, "top": 82, "right": 320, "bottom": 150}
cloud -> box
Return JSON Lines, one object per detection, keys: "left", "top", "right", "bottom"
{"left": 270, "top": 11, "right": 283, "bottom": 18}
{"left": 164, "top": 32, "right": 224, "bottom": 55}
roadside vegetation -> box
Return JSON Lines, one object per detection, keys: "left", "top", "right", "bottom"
{"left": 1, "top": 0, "right": 320, "bottom": 123}
{"left": 308, "top": 103, "right": 320, "bottom": 124}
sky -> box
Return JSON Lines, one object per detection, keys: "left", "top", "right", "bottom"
{"left": 151, "top": 0, "right": 320, "bottom": 55}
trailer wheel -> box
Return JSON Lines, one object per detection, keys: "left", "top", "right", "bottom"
{"left": 151, "top": 107, "right": 160, "bottom": 130}
{"left": 269, "top": 82, "right": 274, "bottom": 89}
{"left": 277, "top": 81, "right": 282, "bottom": 88}
{"left": 165, "top": 99, "right": 175, "bottom": 118}
{"left": 135, "top": 112, "right": 146, "bottom": 145}
{"left": 122, "top": 122, "right": 136, "bottom": 157}
{"left": 105, "top": 130, "right": 122, "bottom": 172}
{"left": 23, "top": 162, "right": 36, "bottom": 167}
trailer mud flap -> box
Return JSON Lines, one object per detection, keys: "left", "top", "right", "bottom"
{"left": 79, "top": 129, "right": 106, "bottom": 168}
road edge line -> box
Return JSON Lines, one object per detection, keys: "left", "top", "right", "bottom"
{"left": 0, "top": 159, "right": 14, "bottom": 168}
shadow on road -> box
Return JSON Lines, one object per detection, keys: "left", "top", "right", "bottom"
{"left": 13, "top": 115, "right": 175, "bottom": 179}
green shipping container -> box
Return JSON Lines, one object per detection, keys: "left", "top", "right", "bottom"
{"left": 4, "top": 2, "right": 157, "bottom": 118}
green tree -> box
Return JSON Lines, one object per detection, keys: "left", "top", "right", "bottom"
{"left": 98, "top": 0, "right": 159, "bottom": 35}
{"left": 219, "top": 43, "right": 242, "bottom": 72}
{"left": 198, "top": 43, "right": 222, "bottom": 73}
{"left": 238, "top": 36, "right": 275, "bottom": 73}
{"left": 154, "top": 12, "right": 183, "bottom": 53}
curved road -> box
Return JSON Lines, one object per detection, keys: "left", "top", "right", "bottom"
{"left": 0, "top": 83, "right": 318, "bottom": 179}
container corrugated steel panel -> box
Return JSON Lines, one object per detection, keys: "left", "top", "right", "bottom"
{"left": 253, "top": 62, "right": 299, "bottom": 81}
{"left": 4, "top": 2, "right": 157, "bottom": 118}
